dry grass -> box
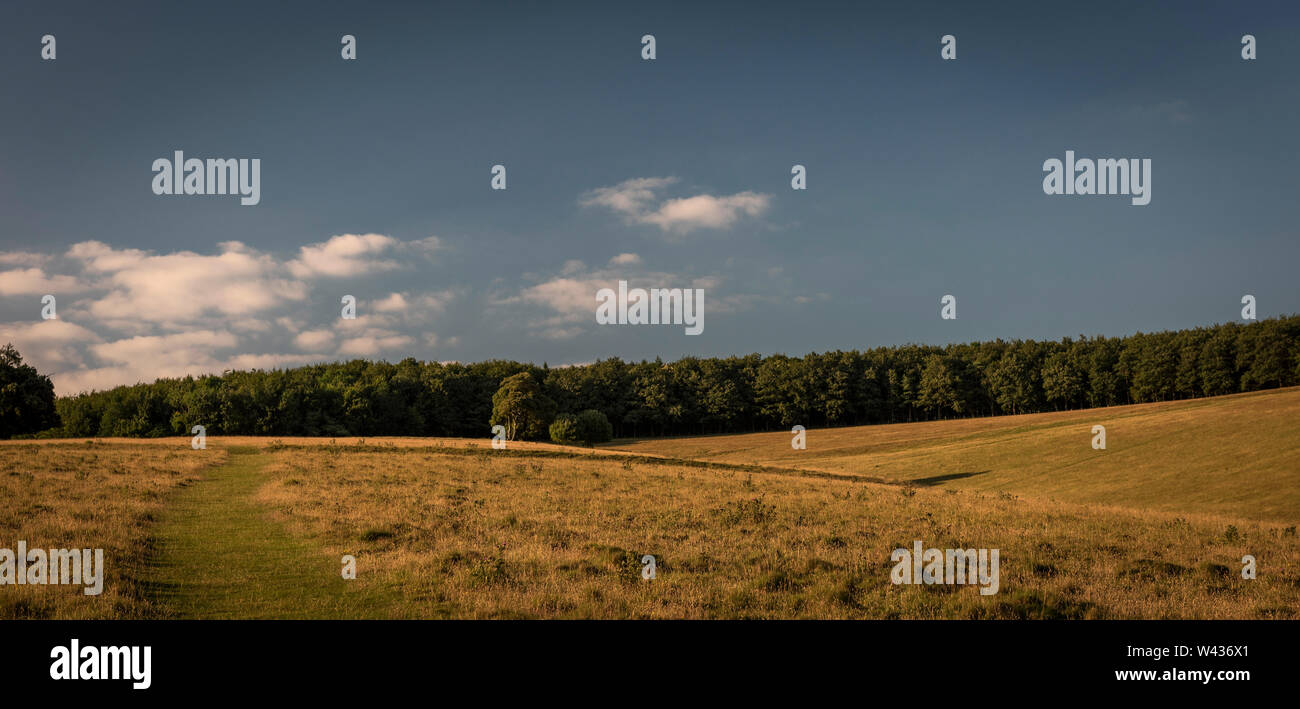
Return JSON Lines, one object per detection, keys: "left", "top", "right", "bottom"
{"left": 605, "top": 387, "right": 1300, "bottom": 523}
{"left": 4, "top": 388, "right": 1298, "bottom": 619}
{"left": 251, "top": 442, "right": 1300, "bottom": 619}
{"left": 0, "top": 441, "right": 225, "bottom": 619}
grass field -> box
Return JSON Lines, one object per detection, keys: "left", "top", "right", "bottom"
{"left": 0, "top": 442, "right": 223, "bottom": 619}
{"left": 607, "top": 387, "right": 1300, "bottom": 523}
{"left": 2, "top": 388, "right": 1298, "bottom": 619}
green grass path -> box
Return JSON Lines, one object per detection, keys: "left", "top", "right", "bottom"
{"left": 142, "top": 446, "right": 379, "bottom": 618}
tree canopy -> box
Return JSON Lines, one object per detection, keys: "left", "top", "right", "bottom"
{"left": 0, "top": 343, "right": 60, "bottom": 439}
{"left": 36, "top": 315, "right": 1300, "bottom": 440}
{"left": 489, "top": 371, "right": 555, "bottom": 440}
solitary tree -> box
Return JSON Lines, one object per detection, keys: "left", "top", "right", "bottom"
{"left": 489, "top": 372, "right": 555, "bottom": 440}
{"left": 0, "top": 344, "right": 59, "bottom": 438}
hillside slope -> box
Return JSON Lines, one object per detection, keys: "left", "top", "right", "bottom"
{"left": 605, "top": 387, "right": 1300, "bottom": 522}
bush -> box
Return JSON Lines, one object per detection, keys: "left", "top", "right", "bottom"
{"left": 549, "top": 409, "right": 613, "bottom": 444}
{"left": 549, "top": 414, "right": 580, "bottom": 444}
{"left": 574, "top": 409, "right": 613, "bottom": 443}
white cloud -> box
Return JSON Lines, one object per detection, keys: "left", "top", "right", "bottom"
{"left": 0, "top": 320, "right": 100, "bottom": 371}
{"left": 1, "top": 234, "right": 452, "bottom": 394}
{"left": 294, "top": 329, "right": 336, "bottom": 350}
{"left": 338, "top": 334, "right": 414, "bottom": 357}
{"left": 40, "top": 329, "right": 330, "bottom": 394}
{"left": 0, "top": 268, "right": 86, "bottom": 296}
{"left": 67, "top": 240, "right": 306, "bottom": 327}
{"left": 579, "top": 177, "right": 677, "bottom": 215}
{"left": 287, "top": 233, "right": 401, "bottom": 278}
{"left": 580, "top": 177, "right": 770, "bottom": 234}
{"left": 373, "top": 292, "right": 409, "bottom": 312}
{"left": 44, "top": 330, "right": 238, "bottom": 394}
{"left": 642, "top": 192, "right": 769, "bottom": 232}
{"left": 67, "top": 240, "right": 149, "bottom": 272}
{"left": 89, "top": 330, "right": 238, "bottom": 366}
{"left": 510, "top": 277, "right": 598, "bottom": 319}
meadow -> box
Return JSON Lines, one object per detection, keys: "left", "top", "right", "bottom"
{"left": 608, "top": 387, "right": 1300, "bottom": 522}
{"left": 0, "top": 441, "right": 224, "bottom": 619}
{"left": 1, "top": 387, "right": 1298, "bottom": 620}
{"left": 249, "top": 441, "right": 1299, "bottom": 619}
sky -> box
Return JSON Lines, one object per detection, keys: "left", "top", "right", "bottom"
{"left": 0, "top": 0, "right": 1297, "bottom": 395}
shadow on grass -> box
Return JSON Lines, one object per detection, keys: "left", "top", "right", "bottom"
{"left": 910, "top": 470, "right": 990, "bottom": 487}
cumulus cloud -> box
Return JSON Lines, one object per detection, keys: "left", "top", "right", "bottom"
{"left": 50, "top": 330, "right": 240, "bottom": 394}
{"left": 294, "top": 329, "right": 336, "bottom": 350}
{"left": 284, "top": 233, "right": 443, "bottom": 280}
{"left": 642, "top": 192, "right": 769, "bottom": 232}
{"left": 580, "top": 177, "right": 770, "bottom": 235}
{"left": 0, "top": 320, "right": 101, "bottom": 370}
{"left": 370, "top": 290, "right": 454, "bottom": 316}
{"left": 510, "top": 278, "right": 597, "bottom": 319}
{"left": 0, "top": 234, "right": 453, "bottom": 394}
{"left": 0, "top": 268, "right": 86, "bottom": 296}
{"left": 90, "top": 330, "right": 238, "bottom": 366}
{"left": 372, "top": 292, "right": 409, "bottom": 312}
{"left": 287, "top": 233, "right": 402, "bottom": 278}
{"left": 66, "top": 240, "right": 307, "bottom": 328}
{"left": 579, "top": 176, "right": 678, "bottom": 215}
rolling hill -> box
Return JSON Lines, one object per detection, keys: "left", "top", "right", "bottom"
{"left": 605, "top": 387, "right": 1300, "bottom": 523}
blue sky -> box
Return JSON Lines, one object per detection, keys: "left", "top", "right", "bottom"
{"left": 1, "top": 0, "right": 1297, "bottom": 394}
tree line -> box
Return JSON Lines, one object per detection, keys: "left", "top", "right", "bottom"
{"left": 14, "top": 315, "right": 1300, "bottom": 440}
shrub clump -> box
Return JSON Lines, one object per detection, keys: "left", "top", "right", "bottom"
{"left": 549, "top": 409, "right": 613, "bottom": 445}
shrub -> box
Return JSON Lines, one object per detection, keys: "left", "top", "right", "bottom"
{"left": 549, "top": 409, "right": 613, "bottom": 444}
{"left": 549, "top": 414, "right": 580, "bottom": 444}
{"left": 574, "top": 409, "right": 613, "bottom": 444}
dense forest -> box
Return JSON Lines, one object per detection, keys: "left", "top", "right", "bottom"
{"left": 24, "top": 315, "right": 1300, "bottom": 440}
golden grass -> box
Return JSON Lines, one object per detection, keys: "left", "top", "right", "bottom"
{"left": 0, "top": 441, "right": 225, "bottom": 619}
{"left": 605, "top": 387, "right": 1300, "bottom": 523}
{"left": 3, "top": 388, "right": 1298, "bottom": 619}
{"left": 250, "top": 442, "right": 1300, "bottom": 619}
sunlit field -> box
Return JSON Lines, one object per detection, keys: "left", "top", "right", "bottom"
{"left": 3, "top": 386, "right": 1298, "bottom": 619}
{"left": 0, "top": 442, "right": 224, "bottom": 619}
{"left": 252, "top": 442, "right": 1300, "bottom": 619}
{"left": 607, "top": 387, "right": 1300, "bottom": 523}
